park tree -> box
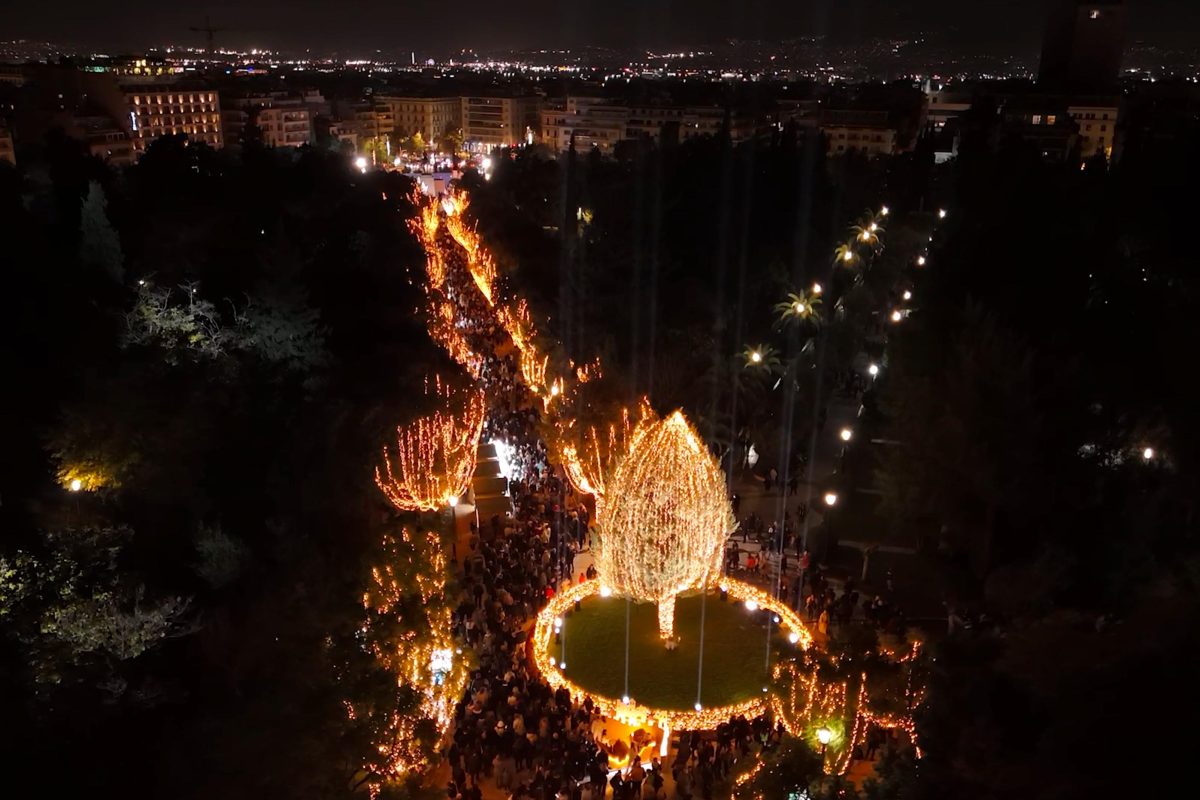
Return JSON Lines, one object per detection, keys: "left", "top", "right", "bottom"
{"left": 439, "top": 122, "right": 463, "bottom": 154}
{"left": 0, "top": 526, "right": 193, "bottom": 697}
{"left": 78, "top": 181, "right": 124, "bottom": 283}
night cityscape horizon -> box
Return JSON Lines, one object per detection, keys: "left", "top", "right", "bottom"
{"left": 2, "top": 2, "right": 1199, "bottom": 799}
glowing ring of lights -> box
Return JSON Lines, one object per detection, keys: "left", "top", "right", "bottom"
{"left": 532, "top": 578, "right": 813, "bottom": 730}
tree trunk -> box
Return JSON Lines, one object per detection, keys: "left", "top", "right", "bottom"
{"left": 657, "top": 595, "right": 676, "bottom": 640}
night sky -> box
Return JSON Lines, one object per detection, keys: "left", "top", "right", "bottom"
{"left": 6, "top": 0, "right": 1200, "bottom": 55}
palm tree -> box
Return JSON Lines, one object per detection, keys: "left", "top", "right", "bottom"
{"left": 851, "top": 210, "right": 885, "bottom": 251}
{"left": 834, "top": 241, "right": 860, "bottom": 267}
{"left": 741, "top": 343, "right": 781, "bottom": 372}
{"left": 774, "top": 291, "right": 824, "bottom": 328}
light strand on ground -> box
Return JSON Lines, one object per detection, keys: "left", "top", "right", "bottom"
{"left": 532, "top": 578, "right": 811, "bottom": 730}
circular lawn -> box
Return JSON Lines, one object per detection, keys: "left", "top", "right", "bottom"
{"left": 547, "top": 589, "right": 792, "bottom": 711}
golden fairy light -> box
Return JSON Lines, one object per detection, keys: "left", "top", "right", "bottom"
{"left": 552, "top": 399, "right": 656, "bottom": 518}
{"left": 410, "top": 191, "right": 563, "bottom": 400}
{"left": 532, "top": 578, "right": 809, "bottom": 730}
{"left": 594, "top": 411, "right": 735, "bottom": 639}
{"left": 349, "top": 525, "right": 468, "bottom": 780}
{"left": 375, "top": 377, "right": 486, "bottom": 512}
{"left": 442, "top": 192, "right": 498, "bottom": 306}
{"left": 409, "top": 191, "right": 485, "bottom": 376}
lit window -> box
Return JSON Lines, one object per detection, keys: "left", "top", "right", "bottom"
{"left": 1090, "top": 9, "right": 1101, "bottom": 20}
{"left": 1032, "top": 114, "right": 1042, "bottom": 125}
{"left": 1047, "top": 115, "right": 1057, "bottom": 125}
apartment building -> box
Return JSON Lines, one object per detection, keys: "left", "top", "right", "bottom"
{"left": 541, "top": 97, "right": 628, "bottom": 154}
{"left": 460, "top": 95, "right": 541, "bottom": 152}
{"left": 819, "top": 110, "right": 898, "bottom": 156}
{"left": 377, "top": 96, "right": 460, "bottom": 145}
{"left": 257, "top": 105, "right": 312, "bottom": 148}
{"left": 70, "top": 115, "right": 135, "bottom": 165}
{"left": 1067, "top": 100, "right": 1119, "bottom": 158}
{"left": 541, "top": 97, "right": 761, "bottom": 154}
{"left": 0, "top": 124, "right": 13, "bottom": 165}
{"left": 923, "top": 87, "right": 973, "bottom": 130}
{"left": 223, "top": 93, "right": 313, "bottom": 148}
{"left": 125, "top": 87, "right": 223, "bottom": 154}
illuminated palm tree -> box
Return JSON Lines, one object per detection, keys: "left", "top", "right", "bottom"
{"left": 834, "top": 241, "right": 859, "bottom": 267}
{"left": 741, "top": 343, "right": 781, "bottom": 372}
{"left": 774, "top": 291, "right": 824, "bottom": 328}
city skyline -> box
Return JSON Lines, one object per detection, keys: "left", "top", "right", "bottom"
{"left": 7, "top": 0, "right": 1200, "bottom": 58}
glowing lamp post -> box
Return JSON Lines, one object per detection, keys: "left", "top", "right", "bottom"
{"left": 69, "top": 478, "right": 83, "bottom": 492}
{"left": 816, "top": 726, "right": 833, "bottom": 756}
{"left": 839, "top": 428, "right": 853, "bottom": 443}
{"left": 821, "top": 492, "right": 838, "bottom": 558}
{"left": 868, "top": 363, "right": 880, "bottom": 378}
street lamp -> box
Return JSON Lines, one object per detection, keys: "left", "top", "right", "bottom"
{"left": 1142, "top": 447, "right": 1155, "bottom": 461}
{"left": 917, "top": 255, "right": 926, "bottom": 266}
{"left": 823, "top": 491, "right": 838, "bottom": 507}
{"left": 891, "top": 310, "right": 903, "bottom": 323}
{"left": 880, "top": 205, "right": 890, "bottom": 216}
{"left": 812, "top": 282, "right": 823, "bottom": 295}
{"left": 903, "top": 290, "right": 912, "bottom": 301}
{"left": 69, "top": 478, "right": 83, "bottom": 493}
{"left": 816, "top": 726, "right": 833, "bottom": 755}
{"left": 839, "top": 428, "right": 853, "bottom": 442}
{"left": 938, "top": 208, "right": 948, "bottom": 219}
{"left": 354, "top": 156, "right": 368, "bottom": 173}
{"left": 868, "top": 363, "right": 880, "bottom": 377}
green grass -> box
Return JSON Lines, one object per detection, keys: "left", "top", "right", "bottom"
{"left": 549, "top": 590, "right": 790, "bottom": 711}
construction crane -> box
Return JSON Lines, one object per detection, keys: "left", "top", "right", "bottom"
{"left": 188, "top": 16, "right": 228, "bottom": 51}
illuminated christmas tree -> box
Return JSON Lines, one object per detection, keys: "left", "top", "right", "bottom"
{"left": 595, "top": 411, "right": 735, "bottom": 639}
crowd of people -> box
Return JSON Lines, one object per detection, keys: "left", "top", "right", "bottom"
{"left": 430, "top": 225, "right": 905, "bottom": 799}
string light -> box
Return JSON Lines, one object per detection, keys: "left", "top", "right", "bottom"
{"left": 348, "top": 526, "right": 467, "bottom": 781}
{"left": 441, "top": 192, "right": 498, "bottom": 305}
{"left": 594, "top": 411, "right": 736, "bottom": 639}
{"left": 375, "top": 377, "right": 486, "bottom": 512}
{"left": 531, "top": 578, "right": 810, "bottom": 730}
{"left": 552, "top": 399, "right": 656, "bottom": 515}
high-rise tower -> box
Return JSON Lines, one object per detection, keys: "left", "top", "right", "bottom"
{"left": 1038, "top": 0, "right": 1126, "bottom": 92}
